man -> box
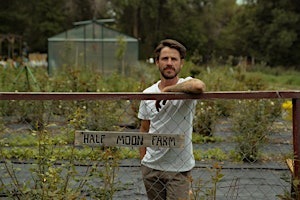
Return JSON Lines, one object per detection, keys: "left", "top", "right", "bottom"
{"left": 138, "top": 39, "right": 206, "bottom": 200}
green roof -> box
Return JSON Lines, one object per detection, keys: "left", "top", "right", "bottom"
{"left": 48, "top": 21, "right": 137, "bottom": 42}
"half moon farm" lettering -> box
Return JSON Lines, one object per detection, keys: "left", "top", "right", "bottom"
{"left": 75, "top": 131, "right": 184, "bottom": 148}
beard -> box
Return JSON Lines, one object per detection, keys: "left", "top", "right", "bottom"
{"left": 159, "top": 66, "right": 180, "bottom": 79}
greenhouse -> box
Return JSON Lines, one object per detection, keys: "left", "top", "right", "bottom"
{"left": 48, "top": 20, "right": 139, "bottom": 75}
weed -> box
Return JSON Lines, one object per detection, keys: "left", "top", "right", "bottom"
{"left": 190, "top": 162, "right": 224, "bottom": 200}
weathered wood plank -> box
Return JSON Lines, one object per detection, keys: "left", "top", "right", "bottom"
{"left": 74, "top": 130, "right": 185, "bottom": 148}
{"left": 1, "top": 91, "right": 300, "bottom": 101}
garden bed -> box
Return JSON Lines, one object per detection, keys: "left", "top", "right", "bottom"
{"left": 0, "top": 117, "right": 293, "bottom": 199}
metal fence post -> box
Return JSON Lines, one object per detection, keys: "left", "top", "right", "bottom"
{"left": 293, "top": 98, "right": 300, "bottom": 196}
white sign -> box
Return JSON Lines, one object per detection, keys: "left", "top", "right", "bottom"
{"left": 75, "top": 131, "right": 185, "bottom": 148}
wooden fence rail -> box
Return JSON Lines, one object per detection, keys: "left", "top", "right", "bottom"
{"left": 0, "top": 91, "right": 300, "bottom": 100}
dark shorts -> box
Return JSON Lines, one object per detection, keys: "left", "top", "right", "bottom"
{"left": 141, "top": 165, "right": 192, "bottom": 200}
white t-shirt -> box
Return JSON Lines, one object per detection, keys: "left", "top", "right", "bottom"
{"left": 138, "top": 77, "right": 197, "bottom": 172}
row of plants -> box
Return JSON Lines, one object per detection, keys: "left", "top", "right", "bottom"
{"left": 0, "top": 110, "right": 122, "bottom": 199}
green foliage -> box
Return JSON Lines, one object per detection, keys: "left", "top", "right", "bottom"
{"left": 191, "top": 64, "right": 300, "bottom": 91}
{"left": 0, "top": 108, "right": 122, "bottom": 199}
{"left": 192, "top": 133, "right": 220, "bottom": 144}
{"left": 0, "top": 145, "right": 137, "bottom": 162}
{"left": 230, "top": 99, "right": 282, "bottom": 162}
{"left": 228, "top": 0, "right": 300, "bottom": 67}
{"left": 191, "top": 162, "right": 224, "bottom": 200}
{"left": 45, "top": 67, "right": 145, "bottom": 93}
{"left": 193, "top": 148, "right": 228, "bottom": 161}
{"left": 0, "top": 61, "right": 298, "bottom": 198}
{"left": 3, "top": 0, "right": 300, "bottom": 67}
{"left": 194, "top": 101, "right": 218, "bottom": 136}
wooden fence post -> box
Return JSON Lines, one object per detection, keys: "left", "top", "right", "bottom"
{"left": 293, "top": 98, "right": 300, "bottom": 197}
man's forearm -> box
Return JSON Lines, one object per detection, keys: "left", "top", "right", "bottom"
{"left": 139, "top": 147, "right": 146, "bottom": 160}
{"left": 139, "top": 120, "right": 150, "bottom": 160}
{"left": 163, "top": 78, "right": 206, "bottom": 94}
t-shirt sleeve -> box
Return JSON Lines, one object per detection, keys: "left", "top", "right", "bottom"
{"left": 181, "top": 76, "right": 193, "bottom": 82}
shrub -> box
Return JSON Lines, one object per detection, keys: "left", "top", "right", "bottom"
{"left": 194, "top": 101, "right": 217, "bottom": 136}
{"left": 230, "top": 99, "right": 281, "bottom": 162}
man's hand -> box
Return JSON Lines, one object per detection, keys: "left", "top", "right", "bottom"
{"left": 155, "top": 100, "right": 167, "bottom": 112}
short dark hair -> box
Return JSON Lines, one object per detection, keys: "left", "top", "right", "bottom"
{"left": 154, "top": 39, "right": 186, "bottom": 61}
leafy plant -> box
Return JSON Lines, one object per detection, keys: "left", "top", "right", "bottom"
{"left": 191, "top": 162, "right": 224, "bottom": 200}
{"left": 193, "top": 148, "right": 228, "bottom": 161}
{"left": 194, "top": 101, "right": 217, "bottom": 136}
{"left": 192, "top": 133, "right": 220, "bottom": 144}
{"left": 86, "top": 147, "right": 121, "bottom": 199}
{"left": 231, "top": 99, "right": 280, "bottom": 162}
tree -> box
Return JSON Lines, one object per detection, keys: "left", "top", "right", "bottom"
{"left": 2, "top": 0, "right": 300, "bottom": 68}
{"left": 0, "top": 0, "right": 29, "bottom": 57}
{"left": 227, "top": 0, "right": 300, "bottom": 67}
{"left": 109, "top": 0, "right": 238, "bottom": 63}
{"left": 187, "top": 0, "right": 238, "bottom": 64}
{"left": 23, "top": 0, "right": 68, "bottom": 53}
{"left": 0, "top": 1, "right": 28, "bottom": 34}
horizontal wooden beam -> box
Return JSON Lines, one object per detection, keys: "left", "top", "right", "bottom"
{"left": 0, "top": 91, "right": 300, "bottom": 101}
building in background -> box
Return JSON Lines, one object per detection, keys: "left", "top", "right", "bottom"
{"left": 48, "top": 19, "right": 139, "bottom": 76}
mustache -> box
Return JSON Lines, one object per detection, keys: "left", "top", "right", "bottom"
{"left": 163, "top": 66, "right": 175, "bottom": 70}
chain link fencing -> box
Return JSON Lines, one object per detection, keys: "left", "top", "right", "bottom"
{"left": 0, "top": 96, "right": 295, "bottom": 199}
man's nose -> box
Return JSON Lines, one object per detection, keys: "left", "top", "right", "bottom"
{"left": 166, "top": 58, "right": 173, "bottom": 65}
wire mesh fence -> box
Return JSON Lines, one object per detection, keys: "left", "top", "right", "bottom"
{"left": 0, "top": 93, "right": 296, "bottom": 199}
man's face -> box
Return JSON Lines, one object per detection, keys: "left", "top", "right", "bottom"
{"left": 156, "top": 47, "right": 184, "bottom": 80}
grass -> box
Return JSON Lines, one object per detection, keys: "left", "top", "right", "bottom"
{"left": 246, "top": 65, "right": 300, "bottom": 90}
{"left": 246, "top": 71, "right": 300, "bottom": 90}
